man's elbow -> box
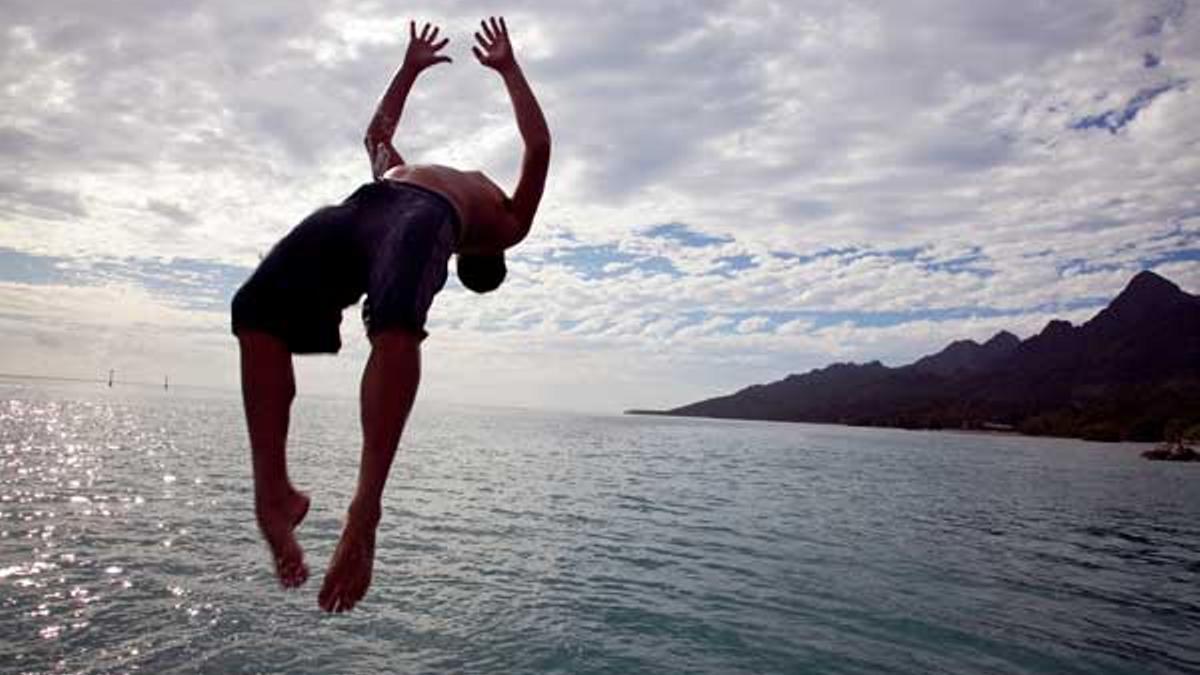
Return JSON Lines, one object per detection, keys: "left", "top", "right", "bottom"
{"left": 509, "top": 220, "right": 534, "bottom": 248}
{"left": 526, "top": 138, "right": 551, "bottom": 163}
{"left": 364, "top": 115, "right": 390, "bottom": 143}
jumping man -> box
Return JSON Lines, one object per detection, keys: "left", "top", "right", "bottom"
{"left": 231, "top": 17, "right": 550, "bottom": 612}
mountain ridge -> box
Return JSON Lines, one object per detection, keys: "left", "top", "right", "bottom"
{"left": 630, "top": 271, "right": 1200, "bottom": 442}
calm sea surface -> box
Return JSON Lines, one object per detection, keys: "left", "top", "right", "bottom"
{"left": 1, "top": 379, "right": 1198, "bottom": 674}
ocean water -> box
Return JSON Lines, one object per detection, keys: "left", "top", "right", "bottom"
{"left": 1, "top": 379, "right": 1198, "bottom": 675}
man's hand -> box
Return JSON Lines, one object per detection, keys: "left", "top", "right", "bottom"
{"left": 472, "top": 16, "right": 516, "bottom": 73}
{"left": 365, "top": 20, "right": 449, "bottom": 178}
{"left": 402, "top": 21, "right": 451, "bottom": 74}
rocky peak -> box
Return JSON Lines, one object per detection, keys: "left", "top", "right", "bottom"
{"left": 1087, "top": 269, "right": 1194, "bottom": 335}
{"left": 984, "top": 330, "right": 1020, "bottom": 350}
{"left": 1039, "top": 319, "right": 1074, "bottom": 338}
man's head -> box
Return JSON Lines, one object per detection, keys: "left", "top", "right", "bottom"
{"left": 456, "top": 253, "right": 507, "bottom": 293}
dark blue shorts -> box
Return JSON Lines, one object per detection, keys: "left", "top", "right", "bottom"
{"left": 231, "top": 181, "right": 458, "bottom": 353}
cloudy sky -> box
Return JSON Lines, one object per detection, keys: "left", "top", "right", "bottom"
{"left": 1, "top": 0, "right": 1198, "bottom": 412}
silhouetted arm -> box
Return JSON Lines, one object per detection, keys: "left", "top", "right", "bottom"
{"left": 474, "top": 17, "right": 551, "bottom": 239}
{"left": 365, "top": 21, "right": 451, "bottom": 179}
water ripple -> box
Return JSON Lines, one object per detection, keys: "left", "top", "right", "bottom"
{"left": 1, "top": 383, "right": 1199, "bottom": 673}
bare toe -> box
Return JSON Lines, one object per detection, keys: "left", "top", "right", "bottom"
{"left": 257, "top": 490, "right": 311, "bottom": 589}
{"left": 319, "top": 515, "right": 377, "bottom": 613}
{"left": 276, "top": 541, "right": 308, "bottom": 588}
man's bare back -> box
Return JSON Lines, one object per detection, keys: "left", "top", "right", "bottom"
{"left": 383, "top": 164, "right": 522, "bottom": 254}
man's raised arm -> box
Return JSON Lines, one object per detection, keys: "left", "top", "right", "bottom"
{"left": 365, "top": 21, "right": 451, "bottom": 179}
{"left": 474, "top": 17, "right": 551, "bottom": 238}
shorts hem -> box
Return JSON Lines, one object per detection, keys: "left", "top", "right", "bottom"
{"left": 364, "top": 320, "right": 429, "bottom": 342}
{"left": 231, "top": 321, "right": 343, "bottom": 355}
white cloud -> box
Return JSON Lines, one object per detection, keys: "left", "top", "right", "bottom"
{"left": 1, "top": 0, "right": 1198, "bottom": 411}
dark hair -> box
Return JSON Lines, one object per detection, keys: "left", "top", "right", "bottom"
{"left": 456, "top": 253, "right": 507, "bottom": 293}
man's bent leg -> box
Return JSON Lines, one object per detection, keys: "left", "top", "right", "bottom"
{"left": 239, "top": 329, "right": 311, "bottom": 588}
{"left": 319, "top": 328, "right": 421, "bottom": 612}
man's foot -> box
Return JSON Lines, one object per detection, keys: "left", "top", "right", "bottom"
{"left": 318, "top": 505, "right": 380, "bottom": 613}
{"left": 256, "top": 489, "right": 310, "bottom": 588}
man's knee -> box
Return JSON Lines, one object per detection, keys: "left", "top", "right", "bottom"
{"left": 237, "top": 330, "right": 296, "bottom": 401}
{"left": 368, "top": 327, "right": 423, "bottom": 352}
{"left": 238, "top": 329, "right": 290, "bottom": 355}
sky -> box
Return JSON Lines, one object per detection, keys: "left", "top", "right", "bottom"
{"left": 1, "top": 0, "right": 1198, "bottom": 412}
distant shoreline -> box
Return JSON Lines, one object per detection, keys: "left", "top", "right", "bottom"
{"left": 0, "top": 372, "right": 228, "bottom": 393}
{"left": 624, "top": 410, "right": 1155, "bottom": 445}
{"left": 0, "top": 372, "right": 107, "bottom": 385}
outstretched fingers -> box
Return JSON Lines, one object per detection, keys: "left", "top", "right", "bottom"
{"left": 410, "top": 21, "right": 445, "bottom": 46}
{"left": 404, "top": 19, "right": 452, "bottom": 70}
{"left": 475, "top": 28, "right": 493, "bottom": 50}
{"left": 473, "top": 29, "right": 492, "bottom": 66}
{"left": 480, "top": 16, "right": 508, "bottom": 42}
{"left": 472, "top": 16, "right": 515, "bottom": 72}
